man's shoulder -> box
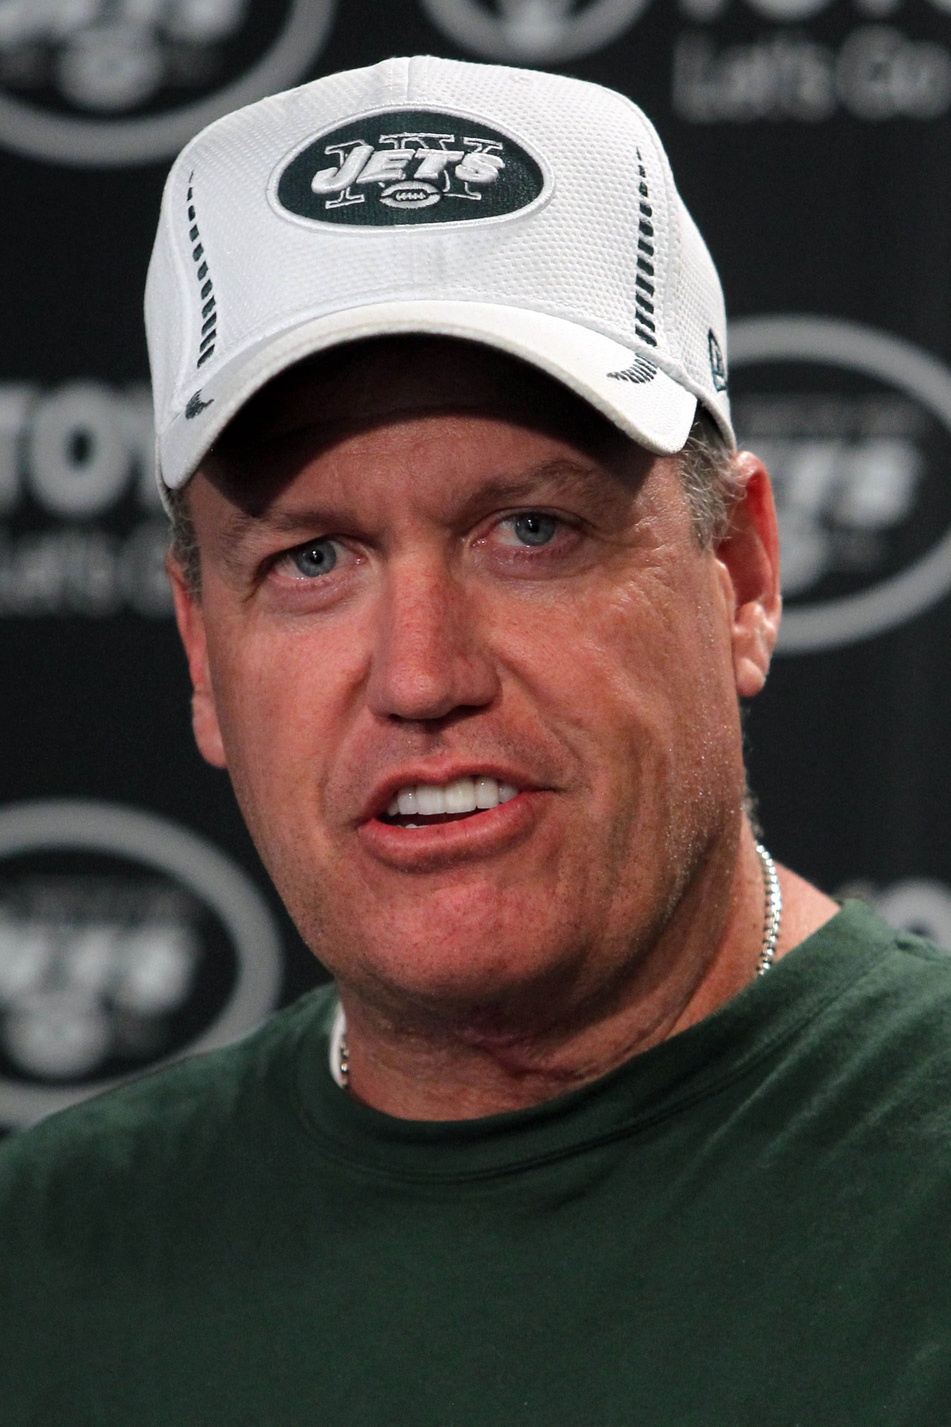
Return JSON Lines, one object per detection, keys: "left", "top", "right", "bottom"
{"left": 789, "top": 900, "right": 951, "bottom": 1104}
{"left": 827, "top": 898, "right": 951, "bottom": 999}
{"left": 0, "top": 982, "right": 337, "bottom": 1213}
{"left": 808, "top": 898, "right": 951, "bottom": 1015}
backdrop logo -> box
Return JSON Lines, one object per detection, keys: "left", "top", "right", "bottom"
{"left": 0, "top": 801, "right": 282, "bottom": 1126}
{"left": 0, "top": 380, "right": 171, "bottom": 619}
{"left": 674, "top": 3, "right": 951, "bottom": 123}
{"left": 730, "top": 316, "right": 951, "bottom": 654}
{"left": 0, "top": 0, "right": 336, "bottom": 167}
{"left": 418, "top": 0, "right": 652, "bottom": 64}
{"left": 273, "top": 110, "right": 547, "bottom": 227}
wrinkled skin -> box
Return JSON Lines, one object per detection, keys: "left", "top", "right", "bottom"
{"left": 170, "top": 339, "right": 831, "bottom": 1119}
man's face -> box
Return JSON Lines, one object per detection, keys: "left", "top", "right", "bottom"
{"left": 172, "top": 340, "right": 776, "bottom": 1039}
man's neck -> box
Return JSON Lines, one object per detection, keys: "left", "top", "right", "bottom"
{"left": 334, "top": 833, "right": 839, "bottom": 1121}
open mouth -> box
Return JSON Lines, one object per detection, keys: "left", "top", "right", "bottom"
{"left": 384, "top": 811, "right": 488, "bottom": 828}
{"left": 378, "top": 776, "right": 518, "bottom": 829}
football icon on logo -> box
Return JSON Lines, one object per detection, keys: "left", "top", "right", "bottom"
{"left": 380, "top": 181, "right": 442, "bottom": 209}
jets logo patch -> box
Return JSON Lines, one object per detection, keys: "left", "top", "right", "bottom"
{"left": 271, "top": 108, "right": 547, "bottom": 228}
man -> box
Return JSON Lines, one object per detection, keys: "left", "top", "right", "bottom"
{"left": 4, "top": 55, "right": 951, "bottom": 1425}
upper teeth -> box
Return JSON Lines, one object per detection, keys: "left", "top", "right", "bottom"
{"left": 387, "top": 776, "right": 518, "bottom": 818}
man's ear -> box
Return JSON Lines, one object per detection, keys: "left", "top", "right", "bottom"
{"left": 167, "top": 552, "right": 228, "bottom": 769}
{"left": 714, "top": 451, "right": 782, "bottom": 699}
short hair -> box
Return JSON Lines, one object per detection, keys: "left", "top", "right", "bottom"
{"left": 166, "top": 477, "right": 202, "bottom": 596}
{"left": 166, "top": 404, "right": 743, "bottom": 599}
{"left": 679, "top": 406, "right": 745, "bottom": 548}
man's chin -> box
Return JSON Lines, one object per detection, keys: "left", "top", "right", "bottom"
{"left": 322, "top": 915, "right": 591, "bottom": 1031}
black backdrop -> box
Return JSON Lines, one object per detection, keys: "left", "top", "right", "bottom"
{"left": 1, "top": 0, "right": 950, "bottom": 1129}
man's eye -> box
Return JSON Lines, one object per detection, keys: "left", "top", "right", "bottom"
{"left": 286, "top": 540, "right": 339, "bottom": 578}
{"left": 504, "top": 512, "right": 559, "bottom": 547}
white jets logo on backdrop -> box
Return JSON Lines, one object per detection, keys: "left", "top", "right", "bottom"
{"left": 0, "top": 0, "right": 335, "bottom": 166}
{"left": 419, "top": 0, "right": 652, "bottom": 64}
{"left": 0, "top": 801, "right": 282, "bottom": 1126}
{"left": 730, "top": 316, "right": 951, "bottom": 653}
{"left": 311, "top": 132, "right": 506, "bottom": 213}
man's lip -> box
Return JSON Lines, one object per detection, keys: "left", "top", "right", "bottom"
{"left": 360, "top": 764, "right": 545, "bottom": 824}
{"left": 357, "top": 789, "right": 548, "bottom": 871}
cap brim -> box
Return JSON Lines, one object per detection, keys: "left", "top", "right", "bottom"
{"left": 159, "top": 299, "right": 699, "bottom": 491}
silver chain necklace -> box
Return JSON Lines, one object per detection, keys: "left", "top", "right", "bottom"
{"left": 337, "top": 845, "right": 782, "bottom": 1089}
{"left": 754, "top": 841, "right": 783, "bottom": 977}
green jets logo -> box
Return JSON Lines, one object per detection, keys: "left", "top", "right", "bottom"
{"left": 273, "top": 109, "right": 547, "bottom": 227}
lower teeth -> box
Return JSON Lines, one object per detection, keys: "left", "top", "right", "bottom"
{"left": 399, "top": 813, "right": 480, "bottom": 829}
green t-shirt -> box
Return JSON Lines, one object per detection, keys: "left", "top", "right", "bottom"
{"left": 4, "top": 900, "right": 951, "bottom": 1425}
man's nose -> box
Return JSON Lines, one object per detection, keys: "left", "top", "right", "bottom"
{"left": 365, "top": 558, "right": 500, "bottom": 723}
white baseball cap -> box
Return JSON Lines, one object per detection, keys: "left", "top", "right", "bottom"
{"left": 146, "top": 54, "right": 734, "bottom": 496}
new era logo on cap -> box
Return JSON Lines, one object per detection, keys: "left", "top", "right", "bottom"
{"left": 271, "top": 109, "right": 547, "bottom": 227}
{"left": 708, "top": 330, "right": 728, "bottom": 393}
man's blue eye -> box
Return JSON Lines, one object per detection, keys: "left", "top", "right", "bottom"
{"left": 512, "top": 513, "right": 557, "bottom": 547}
{"left": 292, "top": 541, "right": 338, "bottom": 577}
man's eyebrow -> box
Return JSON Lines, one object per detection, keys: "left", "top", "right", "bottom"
{"left": 450, "top": 457, "right": 633, "bottom": 525}
{"left": 219, "top": 506, "right": 333, "bottom": 542}
{"left": 214, "top": 503, "right": 352, "bottom": 562}
{"left": 209, "top": 504, "right": 338, "bottom": 584}
{"left": 212, "top": 454, "right": 634, "bottom": 561}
